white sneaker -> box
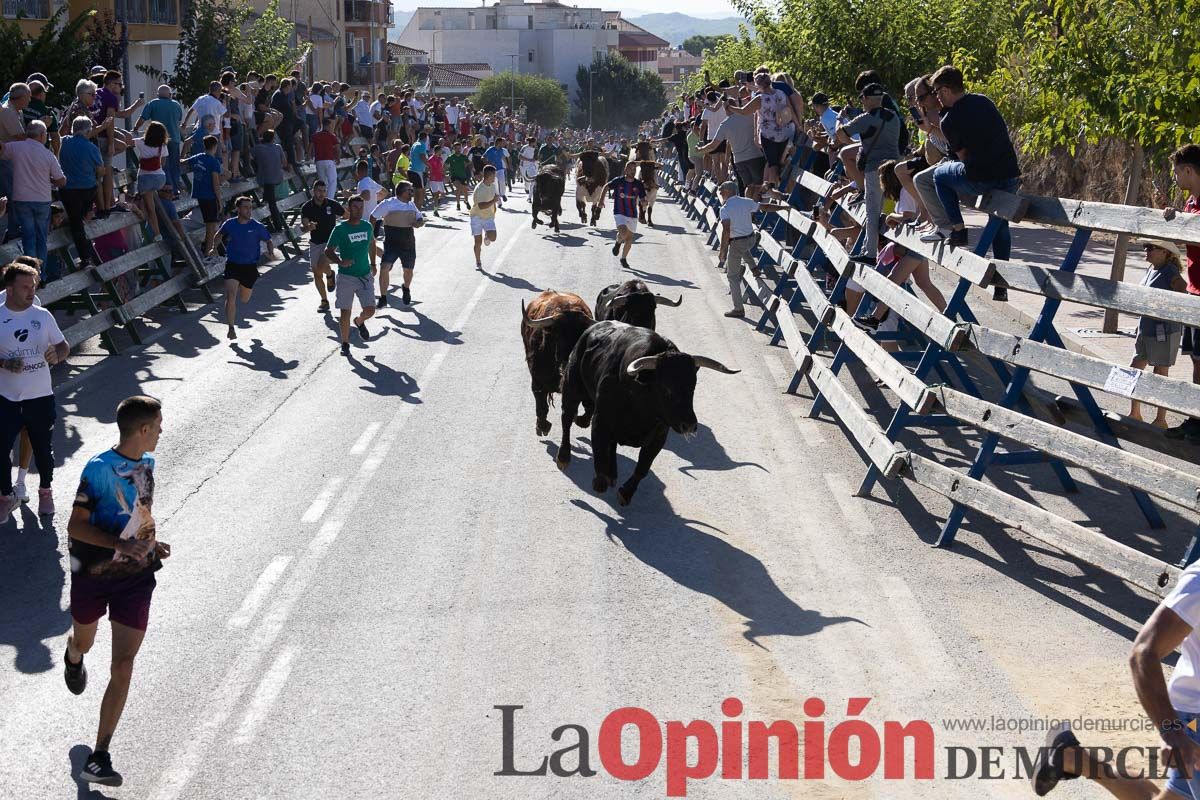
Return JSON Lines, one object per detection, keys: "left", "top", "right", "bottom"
{"left": 919, "top": 228, "right": 949, "bottom": 243}
{"left": 14, "top": 479, "right": 28, "bottom": 503}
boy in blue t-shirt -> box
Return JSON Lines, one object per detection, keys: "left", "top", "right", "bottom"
{"left": 183, "top": 135, "right": 224, "bottom": 256}
{"left": 483, "top": 136, "right": 508, "bottom": 203}
{"left": 214, "top": 196, "right": 275, "bottom": 340}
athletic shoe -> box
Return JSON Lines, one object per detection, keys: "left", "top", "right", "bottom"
{"left": 38, "top": 488, "right": 54, "bottom": 516}
{"left": 724, "top": 309, "right": 745, "bottom": 318}
{"left": 1030, "top": 723, "right": 1080, "bottom": 795}
{"left": 14, "top": 478, "right": 28, "bottom": 503}
{"left": 227, "top": 326, "right": 237, "bottom": 340}
{"left": 919, "top": 228, "right": 949, "bottom": 243}
{"left": 317, "top": 300, "right": 330, "bottom": 313}
{"left": 356, "top": 320, "right": 369, "bottom": 341}
{"left": 378, "top": 294, "right": 388, "bottom": 308}
{"left": 1166, "top": 418, "right": 1200, "bottom": 441}
{"left": 620, "top": 258, "right": 629, "bottom": 268}
{"left": 80, "top": 751, "right": 122, "bottom": 787}
{"left": 402, "top": 286, "right": 411, "bottom": 305}
{"left": 0, "top": 494, "right": 16, "bottom": 524}
{"left": 611, "top": 241, "right": 620, "bottom": 256}
{"left": 949, "top": 228, "right": 969, "bottom": 247}
{"left": 64, "top": 647, "right": 86, "bottom": 695}
{"left": 853, "top": 316, "right": 881, "bottom": 332}
{"left": 340, "top": 342, "right": 350, "bottom": 356}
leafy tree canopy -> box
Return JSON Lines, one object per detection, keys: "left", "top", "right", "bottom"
{"left": 681, "top": 34, "right": 732, "bottom": 57}
{"left": 573, "top": 53, "right": 666, "bottom": 132}
{"left": 473, "top": 71, "right": 568, "bottom": 128}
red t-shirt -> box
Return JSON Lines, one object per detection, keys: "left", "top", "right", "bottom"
{"left": 312, "top": 130, "right": 338, "bottom": 162}
{"left": 1184, "top": 196, "right": 1200, "bottom": 295}
{"left": 427, "top": 154, "right": 444, "bottom": 182}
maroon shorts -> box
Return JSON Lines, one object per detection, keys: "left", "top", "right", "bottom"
{"left": 70, "top": 570, "right": 157, "bottom": 631}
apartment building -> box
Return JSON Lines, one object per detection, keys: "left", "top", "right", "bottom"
{"left": 396, "top": 0, "right": 618, "bottom": 90}
{"left": 246, "top": 0, "right": 391, "bottom": 90}
{"left": 603, "top": 11, "right": 668, "bottom": 75}
{"left": 657, "top": 47, "right": 703, "bottom": 91}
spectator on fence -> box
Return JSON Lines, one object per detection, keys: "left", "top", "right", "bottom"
{"left": 725, "top": 72, "right": 797, "bottom": 190}
{"left": 251, "top": 130, "right": 287, "bottom": 233}
{"left": 879, "top": 159, "right": 919, "bottom": 227}
{"left": 253, "top": 74, "right": 280, "bottom": 138}
{"left": 895, "top": 75, "right": 949, "bottom": 231}
{"left": 700, "top": 91, "right": 729, "bottom": 182}
{"left": 697, "top": 102, "right": 764, "bottom": 198}
{"left": 0, "top": 83, "right": 31, "bottom": 240}
{"left": 312, "top": 116, "right": 340, "bottom": 196}
{"left": 59, "top": 117, "right": 104, "bottom": 268}
{"left": 133, "top": 122, "right": 170, "bottom": 242}
{"left": 184, "top": 135, "right": 224, "bottom": 256}
{"left": 221, "top": 72, "right": 254, "bottom": 183}
{"left": 716, "top": 180, "right": 788, "bottom": 319}
{"left": 840, "top": 84, "right": 902, "bottom": 266}
{"left": 2, "top": 120, "right": 65, "bottom": 267}
{"left": 24, "top": 80, "right": 60, "bottom": 156}
{"left": 270, "top": 78, "right": 298, "bottom": 169}
{"left": 183, "top": 81, "right": 228, "bottom": 159}
{"left": 1157, "top": 143, "right": 1200, "bottom": 442}
{"left": 917, "top": 66, "right": 1020, "bottom": 255}
{"left": 0, "top": 261, "right": 68, "bottom": 520}
{"left": 136, "top": 86, "right": 184, "bottom": 194}
{"left": 1125, "top": 240, "right": 1187, "bottom": 427}
{"left": 94, "top": 72, "right": 141, "bottom": 209}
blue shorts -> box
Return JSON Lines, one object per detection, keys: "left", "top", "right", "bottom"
{"left": 1167, "top": 711, "right": 1200, "bottom": 798}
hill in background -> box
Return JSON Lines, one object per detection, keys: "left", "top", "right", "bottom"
{"left": 627, "top": 11, "right": 749, "bottom": 46}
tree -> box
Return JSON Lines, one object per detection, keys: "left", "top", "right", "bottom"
{"left": 573, "top": 53, "right": 666, "bottom": 132}
{"left": 681, "top": 34, "right": 732, "bottom": 57}
{"left": 393, "top": 62, "right": 412, "bottom": 89}
{"left": 473, "top": 71, "right": 568, "bottom": 128}
{"left": 0, "top": 7, "right": 102, "bottom": 107}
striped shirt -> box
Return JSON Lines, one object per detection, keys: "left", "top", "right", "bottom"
{"left": 606, "top": 177, "right": 646, "bottom": 219}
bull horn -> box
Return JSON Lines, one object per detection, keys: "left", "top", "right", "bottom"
{"left": 692, "top": 355, "right": 740, "bottom": 374}
{"left": 522, "top": 302, "right": 560, "bottom": 329}
{"left": 626, "top": 355, "right": 660, "bottom": 375}
{"left": 653, "top": 294, "right": 683, "bottom": 307}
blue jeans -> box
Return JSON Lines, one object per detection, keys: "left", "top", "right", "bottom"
{"left": 931, "top": 160, "right": 1018, "bottom": 260}
{"left": 165, "top": 138, "right": 182, "bottom": 192}
{"left": 1166, "top": 710, "right": 1200, "bottom": 798}
{"left": 11, "top": 200, "right": 50, "bottom": 266}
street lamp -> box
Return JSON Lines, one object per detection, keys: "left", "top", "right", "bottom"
{"left": 588, "top": 53, "right": 599, "bottom": 132}
{"left": 505, "top": 53, "right": 518, "bottom": 112}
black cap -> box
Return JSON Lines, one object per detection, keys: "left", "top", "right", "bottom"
{"left": 811, "top": 92, "right": 829, "bottom": 105}
{"left": 860, "top": 83, "right": 886, "bottom": 98}
{"left": 26, "top": 72, "right": 52, "bottom": 89}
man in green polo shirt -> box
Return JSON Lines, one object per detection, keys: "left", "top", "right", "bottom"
{"left": 324, "top": 196, "right": 377, "bottom": 356}
{"left": 25, "top": 79, "right": 60, "bottom": 153}
{"left": 444, "top": 141, "right": 472, "bottom": 211}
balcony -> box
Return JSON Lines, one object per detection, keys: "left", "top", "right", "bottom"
{"left": 3, "top": 0, "right": 49, "bottom": 18}
{"left": 346, "top": 61, "right": 390, "bottom": 88}
{"left": 344, "top": 0, "right": 387, "bottom": 25}
{"left": 114, "top": 0, "right": 178, "bottom": 24}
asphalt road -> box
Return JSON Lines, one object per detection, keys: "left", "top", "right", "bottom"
{"left": 0, "top": 181, "right": 1168, "bottom": 799}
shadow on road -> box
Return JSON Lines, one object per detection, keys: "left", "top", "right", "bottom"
{"left": 0, "top": 506, "right": 69, "bottom": 674}
{"left": 379, "top": 311, "right": 463, "bottom": 345}
{"left": 571, "top": 498, "right": 863, "bottom": 648}
{"left": 478, "top": 268, "right": 541, "bottom": 294}
{"left": 621, "top": 265, "right": 697, "bottom": 290}
{"left": 69, "top": 744, "right": 116, "bottom": 800}
{"left": 347, "top": 354, "right": 421, "bottom": 402}
{"left": 227, "top": 339, "right": 300, "bottom": 379}
{"left": 666, "top": 423, "right": 769, "bottom": 478}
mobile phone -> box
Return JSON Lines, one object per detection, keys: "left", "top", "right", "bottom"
{"left": 139, "top": 91, "right": 145, "bottom": 99}
{"left": 908, "top": 106, "right": 921, "bottom": 123}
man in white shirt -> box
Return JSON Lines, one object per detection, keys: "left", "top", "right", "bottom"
{"left": 0, "top": 261, "right": 68, "bottom": 520}
{"left": 700, "top": 91, "right": 729, "bottom": 181}
{"left": 183, "top": 81, "right": 227, "bottom": 138}
{"left": 370, "top": 180, "right": 425, "bottom": 307}
{"left": 716, "top": 181, "right": 785, "bottom": 319}
{"left": 445, "top": 99, "right": 461, "bottom": 136}
{"left": 353, "top": 94, "right": 376, "bottom": 140}
{"left": 354, "top": 158, "right": 386, "bottom": 251}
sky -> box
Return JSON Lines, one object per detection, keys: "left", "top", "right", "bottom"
{"left": 391, "top": 0, "right": 741, "bottom": 17}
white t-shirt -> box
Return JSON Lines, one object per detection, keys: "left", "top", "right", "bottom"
{"left": 133, "top": 140, "right": 167, "bottom": 176}
{"left": 719, "top": 195, "right": 759, "bottom": 239}
{"left": 357, "top": 176, "right": 386, "bottom": 220}
{"left": 309, "top": 93, "right": 324, "bottom": 113}
{"left": 371, "top": 197, "right": 423, "bottom": 222}
{"left": 701, "top": 105, "right": 727, "bottom": 135}
{"left": 520, "top": 145, "right": 538, "bottom": 177}
{"left": 445, "top": 105, "right": 460, "bottom": 126}
{"left": 896, "top": 187, "right": 918, "bottom": 217}
{"left": 190, "top": 94, "right": 226, "bottom": 129}
{"left": 1166, "top": 563, "right": 1200, "bottom": 712}
{"left": 354, "top": 100, "right": 376, "bottom": 128}
{"left": 0, "top": 302, "right": 65, "bottom": 401}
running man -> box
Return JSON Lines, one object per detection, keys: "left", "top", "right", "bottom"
{"left": 519, "top": 135, "right": 539, "bottom": 195}
{"left": 66, "top": 395, "right": 169, "bottom": 788}
{"left": 445, "top": 141, "right": 472, "bottom": 211}
{"left": 471, "top": 164, "right": 500, "bottom": 269}
{"left": 372, "top": 180, "right": 425, "bottom": 306}
{"left": 214, "top": 196, "right": 276, "bottom": 340}
{"left": 606, "top": 160, "right": 646, "bottom": 268}
{"left": 484, "top": 136, "right": 508, "bottom": 204}
{"left": 325, "top": 195, "right": 377, "bottom": 356}
{"left": 426, "top": 145, "right": 445, "bottom": 217}
{"left": 300, "top": 179, "right": 345, "bottom": 312}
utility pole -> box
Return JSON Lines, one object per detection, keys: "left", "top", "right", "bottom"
{"left": 506, "top": 53, "right": 518, "bottom": 112}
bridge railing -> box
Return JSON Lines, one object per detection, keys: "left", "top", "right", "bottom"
{"left": 7, "top": 158, "right": 359, "bottom": 352}
{"left": 658, "top": 151, "right": 1200, "bottom": 597}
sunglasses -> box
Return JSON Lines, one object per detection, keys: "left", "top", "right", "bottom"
{"left": 916, "top": 93, "right": 932, "bottom": 101}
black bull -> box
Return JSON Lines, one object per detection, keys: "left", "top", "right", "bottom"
{"left": 556, "top": 321, "right": 738, "bottom": 506}
{"left": 594, "top": 280, "right": 682, "bottom": 330}
{"left": 530, "top": 166, "right": 565, "bottom": 233}
{"left": 575, "top": 152, "right": 610, "bottom": 225}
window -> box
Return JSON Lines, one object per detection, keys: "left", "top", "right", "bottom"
{"left": 3, "top": 0, "right": 49, "bottom": 17}
{"left": 527, "top": 50, "right": 534, "bottom": 63}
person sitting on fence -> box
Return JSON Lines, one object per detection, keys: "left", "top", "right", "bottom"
{"left": 1157, "top": 143, "right": 1200, "bottom": 443}
{"left": 879, "top": 158, "right": 919, "bottom": 228}
{"left": 59, "top": 116, "right": 104, "bottom": 268}
{"left": 839, "top": 84, "right": 902, "bottom": 267}
{"left": 917, "top": 65, "right": 1020, "bottom": 255}
{"left": 251, "top": 130, "right": 288, "bottom": 234}
{"left": 93, "top": 72, "right": 141, "bottom": 216}
{"left": 1126, "top": 240, "right": 1187, "bottom": 428}
{"left": 852, "top": 236, "right": 948, "bottom": 333}
{"left": 132, "top": 122, "right": 170, "bottom": 243}
{"left": 2, "top": 119, "right": 65, "bottom": 268}
{"left": 895, "top": 75, "right": 950, "bottom": 232}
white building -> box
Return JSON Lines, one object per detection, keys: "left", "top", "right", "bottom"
{"left": 396, "top": 0, "right": 618, "bottom": 90}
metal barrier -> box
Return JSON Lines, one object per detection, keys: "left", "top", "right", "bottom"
{"left": 7, "top": 158, "right": 359, "bottom": 352}
{"left": 658, "top": 153, "right": 1200, "bottom": 597}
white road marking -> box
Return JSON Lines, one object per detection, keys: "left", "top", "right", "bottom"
{"left": 231, "top": 647, "right": 296, "bottom": 746}
{"left": 761, "top": 351, "right": 827, "bottom": 447}
{"left": 879, "top": 575, "right": 957, "bottom": 687}
{"left": 823, "top": 473, "right": 871, "bottom": 535}
{"left": 226, "top": 555, "right": 292, "bottom": 630}
{"left": 299, "top": 476, "right": 345, "bottom": 524}
{"left": 152, "top": 223, "right": 524, "bottom": 800}
{"left": 349, "top": 422, "right": 381, "bottom": 455}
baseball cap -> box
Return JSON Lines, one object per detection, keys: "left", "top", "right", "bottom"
{"left": 90, "top": 65, "right": 107, "bottom": 76}
{"left": 860, "top": 83, "right": 886, "bottom": 98}
{"left": 811, "top": 92, "right": 829, "bottom": 105}
{"left": 26, "top": 72, "right": 52, "bottom": 89}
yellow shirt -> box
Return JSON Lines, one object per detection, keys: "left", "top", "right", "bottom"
{"left": 471, "top": 182, "right": 498, "bottom": 219}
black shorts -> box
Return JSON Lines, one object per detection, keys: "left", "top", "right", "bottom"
{"left": 407, "top": 170, "right": 425, "bottom": 190}
{"left": 383, "top": 246, "right": 416, "bottom": 270}
{"left": 734, "top": 157, "right": 766, "bottom": 187}
{"left": 1183, "top": 326, "right": 1200, "bottom": 358}
{"left": 762, "top": 138, "right": 788, "bottom": 168}
{"left": 254, "top": 111, "right": 265, "bottom": 127}
{"left": 901, "top": 153, "right": 930, "bottom": 174}
{"left": 712, "top": 140, "right": 727, "bottom": 154}
{"left": 224, "top": 261, "right": 260, "bottom": 289}
{"left": 198, "top": 198, "right": 220, "bottom": 224}
{"left": 451, "top": 176, "right": 470, "bottom": 189}
{"left": 359, "top": 124, "right": 374, "bottom": 140}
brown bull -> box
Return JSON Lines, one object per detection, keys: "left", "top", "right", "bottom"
{"left": 521, "top": 291, "right": 595, "bottom": 436}
{"left": 575, "top": 151, "right": 609, "bottom": 226}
